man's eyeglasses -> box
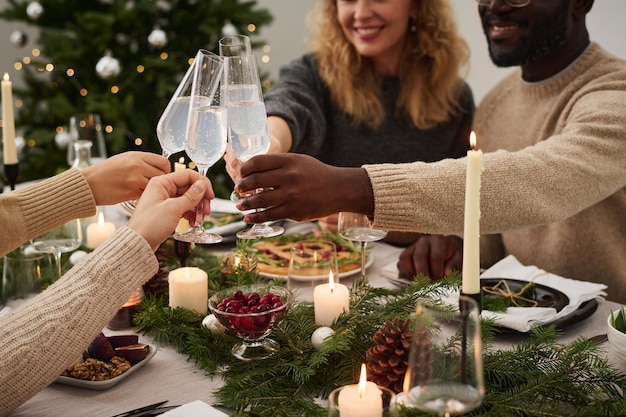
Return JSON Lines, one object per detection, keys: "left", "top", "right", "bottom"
{"left": 475, "top": 0, "right": 531, "bottom": 7}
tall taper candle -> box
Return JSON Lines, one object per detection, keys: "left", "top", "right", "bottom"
{"left": 2, "top": 73, "right": 17, "bottom": 165}
{"left": 462, "top": 131, "right": 483, "bottom": 294}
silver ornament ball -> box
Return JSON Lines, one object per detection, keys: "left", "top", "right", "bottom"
{"left": 148, "top": 28, "right": 168, "bottom": 49}
{"left": 311, "top": 326, "right": 335, "bottom": 350}
{"left": 96, "top": 54, "right": 122, "bottom": 79}
{"left": 10, "top": 30, "right": 28, "bottom": 47}
{"left": 221, "top": 22, "right": 238, "bottom": 37}
{"left": 54, "top": 130, "right": 72, "bottom": 149}
{"left": 26, "top": 1, "right": 43, "bottom": 19}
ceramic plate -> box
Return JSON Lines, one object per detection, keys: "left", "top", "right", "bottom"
{"left": 257, "top": 255, "right": 374, "bottom": 281}
{"left": 481, "top": 278, "right": 569, "bottom": 312}
{"left": 55, "top": 345, "right": 157, "bottom": 391}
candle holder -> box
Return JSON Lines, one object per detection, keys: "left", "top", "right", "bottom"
{"left": 3, "top": 162, "right": 18, "bottom": 191}
{"left": 459, "top": 290, "right": 483, "bottom": 313}
{"left": 174, "top": 239, "right": 192, "bottom": 267}
{"left": 328, "top": 383, "right": 397, "bottom": 417}
{"left": 107, "top": 287, "right": 144, "bottom": 330}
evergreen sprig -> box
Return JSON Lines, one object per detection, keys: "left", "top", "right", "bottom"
{"left": 134, "top": 249, "right": 626, "bottom": 417}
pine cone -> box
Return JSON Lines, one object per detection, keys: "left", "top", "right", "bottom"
{"left": 142, "top": 244, "right": 169, "bottom": 297}
{"left": 366, "top": 318, "right": 413, "bottom": 393}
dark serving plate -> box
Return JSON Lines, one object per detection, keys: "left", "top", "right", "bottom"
{"left": 481, "top": 278, "right": 598, "bottom": 333}
{"left": 481, "top": 278, "right": 570, "bottom": 312}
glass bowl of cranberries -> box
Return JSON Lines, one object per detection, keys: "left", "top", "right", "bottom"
{"left": 209, "top": 284, "right": 293, "bottom": 360}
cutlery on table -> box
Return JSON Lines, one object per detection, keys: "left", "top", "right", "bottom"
{"left": 110, "top": 400, "right": 169, "bottom": 417}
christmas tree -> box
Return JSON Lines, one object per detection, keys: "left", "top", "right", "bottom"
{"left": 0, "top": 0, "right": 272, "bottom": 197}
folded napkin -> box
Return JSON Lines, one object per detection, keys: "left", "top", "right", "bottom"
{"left": 473, "top": 255, "right": 607, "bottom": 332}
{"left": 160, "top": 400, "right": 227, "bottom": 417}
{"left": 382, "top": 255, "right": 607, "bottom": 332}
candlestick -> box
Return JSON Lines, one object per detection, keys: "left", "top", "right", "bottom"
{"left": 462, "top": 131, "right": 483, "bottom": 295}
{"left": 86, "top": 211, "right": 116, "bottom": 249}
{"left": 336, "top": 364, "right": 383, "bottom": 417}
{"left": 2, "top": 73, "right": 17, "bottom": 165}
{"left": 313, "top": 271, "right": 350, "bottom": 326}
{"left": 168, "top": 266, "right": 208, "bottom": 314}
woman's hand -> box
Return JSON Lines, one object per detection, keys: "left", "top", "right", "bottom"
{"left": 82, "top": 151, "right": 171, "bottom": 206}
{"left": 127, "top": 170, "right": 214, "bottom": 251}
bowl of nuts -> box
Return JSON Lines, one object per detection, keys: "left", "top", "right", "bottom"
{"left": 209, "top": 284, "right": 292, "bottom": 361}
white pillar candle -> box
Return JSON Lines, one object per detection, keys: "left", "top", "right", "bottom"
{"left": 313, "top": 271, "right": 350, "bottom": 326}
{"left": 168, "top": 266, "right": 208, "bottom": 314}
{"left": 86, "top": 211, "right": 116, "bottom": 249}
{"left": 462, "top": 131, "right": 483, "bottom": 294}
{"left": 337, "top": 364, "right": 383, "bottom": 417}
{"left": 2, "top": 73, "right": 17, "bottom": 165}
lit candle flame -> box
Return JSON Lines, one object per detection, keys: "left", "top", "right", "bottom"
{"left": 469, "top": 131, "right": 477, "bottom": 150}
{"left": 97, "top": 211, "right": 105, "bottom": 226}
{"left": 178, "top": 156, "right": 185, "bottom": 164}
{"left": 328, "top": 271, "right": 335, "bottom": 293}
{"left": 3, "top": 73, "right": 9, "bottom": 82}
{"left": 234, "top": 256, "right": 240, "bottom": 268}
{"left": 358, "top": 363, "right": 367, "bottom": 398}
{"left": 184, "top": 267, "right": 191, "bottom": 279}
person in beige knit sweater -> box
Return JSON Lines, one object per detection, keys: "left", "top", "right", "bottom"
{"left": 233, "top": 0, "right": 626, "bottom": 302}
{"left": 0, "top": 152, "right": 215, "bottom": 415}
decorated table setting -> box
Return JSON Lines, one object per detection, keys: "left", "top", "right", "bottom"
{"left": 6, "top": 220, "right": 626, "bottom": 417}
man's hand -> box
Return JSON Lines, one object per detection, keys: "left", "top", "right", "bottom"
{"left": 397, "top": 235, "right": 463, "bottom": 281}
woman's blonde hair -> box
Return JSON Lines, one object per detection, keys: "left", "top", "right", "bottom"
{"left": 307, "top": 0, "right": 470, "bottom": 130}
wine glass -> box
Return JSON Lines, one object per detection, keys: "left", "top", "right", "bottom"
{"left": 222, "top": 52, "right": 284, "bottom": 239}
{"left": 120, "top": 57, "right": 198, "bottom": 214}
{"left": 30, "top": 219, "right": 83, "bottom": 279}
{"left": 173, "top": 49, "right": 227, "bottom": 244}
{"left": 393, "top": 296, "right": 484, "bottom": 417}
{"left": 337, "top": 212, "right": 386, "bottom": 282}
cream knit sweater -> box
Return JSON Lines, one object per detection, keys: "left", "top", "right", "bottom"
{"left": 0, "top": 169, "right": 158, "bottom": 415}
{"left": 364, "top": 43, "right": 626, "bottom": 302}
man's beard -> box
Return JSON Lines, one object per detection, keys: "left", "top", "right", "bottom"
{"left": 485, "top": 2, "right": 569, "bottom": 67}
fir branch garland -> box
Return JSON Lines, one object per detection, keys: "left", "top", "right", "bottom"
{"left": 134, "top": 246, "right": 626, "bottom": 417}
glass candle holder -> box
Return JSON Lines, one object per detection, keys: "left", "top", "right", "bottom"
{"left": 107, "top": 287, "right": 144, "bottom": 330}
{"left": 328, "top": 383, "right": 397, "bottom": 417}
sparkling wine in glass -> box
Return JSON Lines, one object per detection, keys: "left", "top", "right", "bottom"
{"left": 120, "top": 58, "right": 198, "bottom": 214}
{"left": 393, "top": 296, "right": 484, "bottom": 417}
{"left": 173, "top": 49, "right": 227, "bottom": 244}
{"left": 30, "top": 219, "right": 83, "bottom": 279}
{"left": 222, "top": 52, "right": 283, "bottom": 239}
{"left": 337, "top": 212, "right": 386, "bottom": 281}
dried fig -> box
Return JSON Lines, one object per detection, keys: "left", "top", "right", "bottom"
{"left": 87, "top": 332, "right": 116, "bottom": 362}
{"left": 115, "top": 344, "right": 150, "bottom": 365}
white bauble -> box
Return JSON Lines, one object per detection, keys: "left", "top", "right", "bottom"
{"left": 221, "top": 22, "right": 238, "bottom": 37}
{"left": 96, "top": 53, "right": 122, "bottom": 79}
{"left": 26, "top": 2, "right": 43, "bottom": 19}
{"left": 148, "top": 28, "right": 168, "bottom": 49}
{"left": 55, "top": 130, "right": 71, "bottom": 149}
{"left": 69, "top": 250, "right": 89, "bottom": 265}
{"left": 311, "top": 326, "right": 335, "bottom": 350}
{"left": 10, "top": 30, "right": 28, "bottom": 47}
{"left": 202, "top": 314, "right": 226, "bottom": 335}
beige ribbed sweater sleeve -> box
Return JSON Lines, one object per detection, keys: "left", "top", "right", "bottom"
{"left": 0, "top": 169, "right": 96, "bottom": 257}
{"left": 0, "top": 227, "right": 158, "bottom": 416}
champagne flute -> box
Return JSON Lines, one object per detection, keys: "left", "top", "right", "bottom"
{"left": 222, "top": 52, "right": 284, "bottom": 239}
{"left": 393, "top": 296, "right": 484, "bottom": 416}
{"left": 337, "top": 212, "right": 386, "bottom": 282}
{"left": 121, "top": 58, "right": 197, "bottom": 214}
{"left": 173, "top": 49, "right": 227, "bottom": 244}
{"left": 30, "top": 219, "right": 83, "bottom": 279}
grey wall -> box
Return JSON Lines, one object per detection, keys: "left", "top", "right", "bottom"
{"left": 1, "top": 0, "right": 624, "bottom": 104}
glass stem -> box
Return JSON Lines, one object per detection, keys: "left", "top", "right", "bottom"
{"left": 53, "top": 251, "right": 62, "bottom": 279}
{"left": 360, "top": 241, "right": 367, "bottom": 281}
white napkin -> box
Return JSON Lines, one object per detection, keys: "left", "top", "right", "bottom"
{"left": 382, "top": 254, "right": 607, "bottom": 332}
{"left": 476, "top": 255, "right": 607, "bottom": 332}
{"left": 160, "top": 400, "right": 227, "bottom": 417}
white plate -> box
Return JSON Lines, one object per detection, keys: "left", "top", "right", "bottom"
{"left": 205, "top": 220, "right": 247, "bottom": 236}
{"left": 257, "top": 255, "right": 374, "bottom": 281}
{"left": 55, "top": 345, "right": 157, "bottom": 391}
